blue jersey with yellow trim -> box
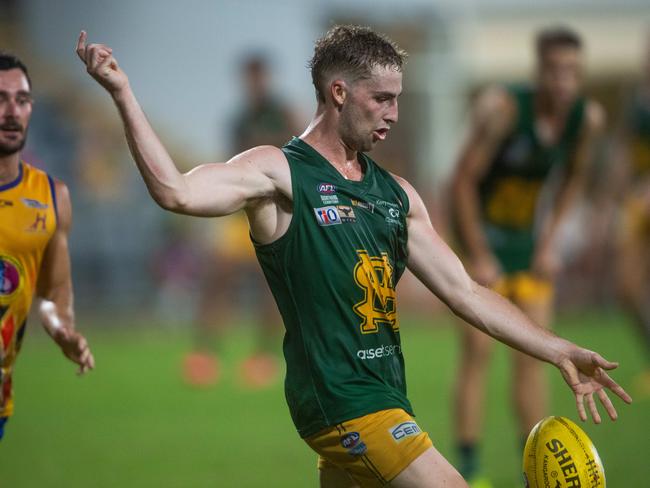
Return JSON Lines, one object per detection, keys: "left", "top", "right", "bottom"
{"left": 0, "top": 162, "right": 57, "bottom": 417}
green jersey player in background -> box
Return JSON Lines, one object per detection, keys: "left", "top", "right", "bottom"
{"left": 77, "top": 25, "right": 630, "bottom": 488}
{"left": 450, "top": 27, "right": 605, "bottom": 486}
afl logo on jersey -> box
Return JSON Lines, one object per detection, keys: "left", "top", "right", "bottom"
{"left": 0, "top": 255, "right": 24, "bottom": 304}
{"left": 317, "top": 183, "right": 337, "bottom": 195}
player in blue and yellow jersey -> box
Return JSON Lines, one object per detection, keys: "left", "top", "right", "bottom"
{"left": 77, "top": 26, "right": 629, "bottom": 487}
{"left": 0, "top": 53, "right": 94, "bottom": 440}
{"left": 450, "top": 27, "right": 605, "bottom": 484}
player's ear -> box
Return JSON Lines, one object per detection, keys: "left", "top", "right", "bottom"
{"left": 330, "top": 79, "right": 347, "bottom": 109}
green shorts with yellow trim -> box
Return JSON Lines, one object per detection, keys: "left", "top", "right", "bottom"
{"left": 492, "top": 272, "right": 553, "bottom": 305}
{"left": 305, "top": 408, "right": 432, "bottom": 487}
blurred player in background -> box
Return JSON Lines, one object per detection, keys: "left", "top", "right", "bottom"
{"left": 183, "top": 54, "right": 298, "bottom": 388}
{"left": 78, "top": 26, "right": 630, "bottom": 487}
{"left": 0, "top": 52, "right": 94, "bottom": 440}
{"left": 599, "top": 36, "right": 650, "bottom": 396}
{"left": 450, "top": 26, "right": 604, "bottom": 485}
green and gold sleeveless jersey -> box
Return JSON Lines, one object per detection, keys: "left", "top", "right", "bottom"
{"left": 479, "top": 85, "right": 585, "bottom": 273}
{"left": 254, "top": 137, "right": 413, "bottom": 438}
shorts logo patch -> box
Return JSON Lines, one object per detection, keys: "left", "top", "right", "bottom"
{"left": 317, "top": 183, "right": 337, "bottom": 195}
{"left": 314, "top": 206, "right": 341, "bottom": 226}
{"left": 340, "top": 431, "right": 360, "bottom": 449}
{"left": 389, "top": 421, "right": 421, "bottom": 442}
{"left": 340, "top": 431, "right": 367, "bottom": 456}
{"left": 337, "top": 205, "right": 356, "bottom": 223}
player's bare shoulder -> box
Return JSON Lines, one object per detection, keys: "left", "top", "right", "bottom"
{"left": 51, "top": 178, "right": 72, "bottom": 232}
{"left": 389, "top": 172, "right": 426, "bottom": 220}
{"left": 473, "top": 85, "right": 517, "bottom": 138}
{"left": 232, "top": 145, "right": 292, "bottom": 199}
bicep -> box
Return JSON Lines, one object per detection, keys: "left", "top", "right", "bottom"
{"left": 178, "top": 146, "right": 284, "bottom": 217}
{"left": 400, "top": 179, "right": 474, "bottom": 307}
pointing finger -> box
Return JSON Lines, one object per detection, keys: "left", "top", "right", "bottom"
{"left": 76, "top": 30, "right": 87, "bottom": 62}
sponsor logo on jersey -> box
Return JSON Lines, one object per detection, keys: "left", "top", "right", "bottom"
{"left": 385, "top": 206, "right": 402, "bottom": 226}
{"left": 389, "top": 421, "right": 422, "bottom": 442}
{"left": 356, "top": 344, "right": 402, "bottom": 360}
{"left": 375, "top": 200, "right": 403, "bottom": 226}
{"left": 21, "top": 198, "right": 49, "bottom": 209}
{"left": 317, "top": 183, "right": 337, "bottom": 195}
{"left": 351, "top": 199, "right": 374, "bottom": 213}
{"left": 375, "top": 199, "right": 399, "bottom": 208}
{"left": 0, "top": 200, "right": 13, "bottom": 208}
{"left": 320, "top": 194, "right": 339, "bottom": 204}
{"left": 337, "top": 205, "right": 356, "bottom": 223}
{"left": 0, "top": 255, "right": 24, "bottom": 303}
{"left": 314, "top": 206, "right": 341, "bottom": 226}
{"left": 340, "top": 432, "right": 367, "bottom": 456}
{"left": 26, "top": 213, "right": 48, "bottom": 233}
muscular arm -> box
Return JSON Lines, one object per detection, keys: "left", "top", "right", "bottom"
{"left": 36, "top": 181, "right": 94, "bottom": 373}
{"left": 111, "top": 87, "right": 282, "bottom": 216}
{"left": 405, "top": 178, "right": 568, "bottom": 361}
{"left": 76, "top": 31, "right": 288, "bottom": 221}
{"left": 400, "top": 177, "right": 631, "bottom": 421}
{"left": 450, "top": 87, "right": 515, "bottom": 280}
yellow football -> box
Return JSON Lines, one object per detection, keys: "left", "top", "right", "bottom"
{"left": 523, "top": 416, "right": 605, "bottom": 488}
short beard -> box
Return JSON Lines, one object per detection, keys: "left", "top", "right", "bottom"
{"left": 0, "top": 135, "right": 27, "bottom": 157}
{"left": 339, "top": 111, "right": 373, "bottom": 153}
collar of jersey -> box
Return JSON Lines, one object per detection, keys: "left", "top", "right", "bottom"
{"left": 292, "top": 137, "right": 373, "bottom": 192}
{"left": 0, "top": 161, "right": 24, "bottom": 192}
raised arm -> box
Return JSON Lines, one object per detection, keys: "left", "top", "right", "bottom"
{"left": 450, "top": 87, "right": 515, "bottom": 284}
{"left": 75, "top": 31, "right": 289, "bottom": 218}
{"left": 36, "top": 180, "right": 94, "bottom": 374}
{"left": 400, "top": 177, "right": 632, "bottom": 422}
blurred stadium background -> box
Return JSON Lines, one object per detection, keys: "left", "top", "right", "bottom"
{"left": 1, "top": 0, "right": 649, "bottom": 486}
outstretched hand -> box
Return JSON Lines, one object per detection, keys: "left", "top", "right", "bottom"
{"left": 557, "top": 348, "right": 632, "bottom": 423}
{"left": 76, "top": 30, "right": 128, "bottom": 94}
{"left": 54, "top": 327, "right": 95, "bottom": 375}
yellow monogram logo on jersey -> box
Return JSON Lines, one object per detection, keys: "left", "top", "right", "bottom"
{"left": 353, "top": 250, "right": 398, "bottom": 334}
{"left": 486, "top": 177, "right": 543, "bottom": 228}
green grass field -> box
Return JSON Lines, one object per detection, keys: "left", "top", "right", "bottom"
{"left": 2, "top": 311, "right": 648, "bottom": 487}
